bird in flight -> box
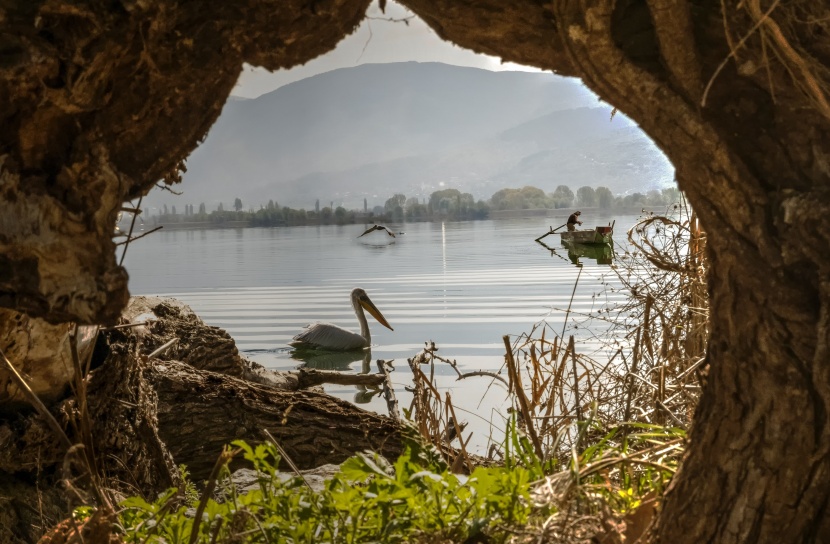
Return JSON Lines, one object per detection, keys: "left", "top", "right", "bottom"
{"left": 358, "top": 224, "right": 396, "bottom": 238}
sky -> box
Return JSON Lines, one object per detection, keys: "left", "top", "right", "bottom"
{"left": 231, "top": 0, "right": 544, "bottom": 99}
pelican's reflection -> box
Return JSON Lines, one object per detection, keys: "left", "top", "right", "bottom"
{"left": 292, "top": 349, "right": 380, "bottom": 404}
{"left": 291, "top": 347, "right": 370, "bottom": 371}
{"left": 353, "top": 351, "right": 381, "bottom": 404}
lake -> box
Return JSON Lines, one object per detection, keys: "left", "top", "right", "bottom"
{"left": 123, "top": 213, "right": 637, "bottom": 453}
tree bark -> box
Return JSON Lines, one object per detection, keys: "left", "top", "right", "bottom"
{"left": 545, "top": 1, "right": 830, "bottom": 541}
{"left": 0, "top": 310, "right": 97, "bottom": 406}
{"left": 146, "top": 359, "right": 403, "bottom": 479}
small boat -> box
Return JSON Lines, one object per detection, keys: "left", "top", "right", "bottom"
{"left": 560, "top": 225, "right": 614, "bottom": 246}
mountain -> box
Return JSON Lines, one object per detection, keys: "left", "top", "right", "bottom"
{"left": 148, "top": 62, "right": 673, "bottom": 212}
{"left": 490, "top": 108, "right": 673, "bottom": 194}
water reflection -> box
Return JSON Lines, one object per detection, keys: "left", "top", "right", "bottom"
{"left": 292, "top": 348, "right": 371, "bottom": 371}
{"left": 353, "top": 353, "right": 381, "bottom": 404}
{"left": 358, "top": 240, "right": 397, "bottom": 249}
{"left": 536, "top": 240, "right": 614, "bottom": 266}
{"left": 293, "top": 349, "right": 380, "bottom": 404}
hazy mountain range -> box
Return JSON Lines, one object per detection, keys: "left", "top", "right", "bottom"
{"left": 147, "top": 62, "right": 674, "bottom": 213}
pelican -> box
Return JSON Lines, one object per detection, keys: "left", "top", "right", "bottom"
{"left": 358, "top": 224, "right": 396, "bottom": 238}
{"left": 289, "top": 288, "right": 393, "bottom": 351}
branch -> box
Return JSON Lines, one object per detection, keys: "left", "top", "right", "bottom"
{"left": 115, "top": 226, "right": 163, "bottom": 247}
{"left": 377, "top": 360, "right": 401, "bottom": 422}
{"left": 293, "top": 368, "right": 385, "bottom": 388}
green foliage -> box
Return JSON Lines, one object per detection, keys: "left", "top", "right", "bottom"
{"left": 576, "top": 186, "right": 597, "bottom": 207}
{"left": 566, "top": 422, "right": 685, "bottom": 514}
{"left": 88, "top": 414, "right": 685, "bottom": 543}
{"left": 149, "top": 183, "right": 684, "bottom": 228}
{"left": 489, "top": 186, "right": 553, "bottom": 210}
{"left": 178, "top": 464, "right": 200, "bottom": 506}
{"left": 383, "top": 193, "right": 406, "bottom": 214}
{"left": 596, "top": 186, "right": 614, "bottom": 209}
{"left": 404, "top": 197, "right": 428, "bottom": 220}
{"left": 72, "top": 505, "right": 94, "bottom": 521}
{"left": 334, "top": 206, "right": 349, "bottom": 224}
{"left": 384, "top": 194, "right": 406, "bottom": 222}
{"left": 551, "top": 185, "right": 575, "bottom": 208}
{"left": 116, "top": 431, "right": 547, "bottom": 544}
{"left": 426, "top": 188, "right": 479, "bottom": 220}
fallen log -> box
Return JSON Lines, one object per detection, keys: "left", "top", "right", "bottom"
{"left": 290, "top": 367, "right": 385, "bottom": 389}
{"left": 145, "top": 358, "right": 403, "bottom": 480}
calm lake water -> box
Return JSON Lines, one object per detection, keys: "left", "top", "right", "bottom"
{"left": 123, "top": 213, "right": 637, "bottom": 453}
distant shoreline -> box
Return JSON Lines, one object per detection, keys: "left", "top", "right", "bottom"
{"left": 488, "top": 206, "right": 664, "bottom": 219}
{"left": 126, "top": 206, "right": 673, "bottom": 233}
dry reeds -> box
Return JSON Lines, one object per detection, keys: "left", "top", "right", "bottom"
{"left": 405, "top": 343, "right": 477, "bottom": 472}
{"left": 403, "top": 199, "right": 708, "bottom": 537}
{"left": 504, "top": 200, "right": 706, "bottom": 536}
{"left": 407, "top": 200, "right": 707, "bottom": 461}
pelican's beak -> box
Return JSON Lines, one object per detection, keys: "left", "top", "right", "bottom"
{"left": 360, "top": 297, "right": 394, "bottom": 331}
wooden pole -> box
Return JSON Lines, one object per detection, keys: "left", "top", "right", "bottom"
{"left": 534, "top": 223, "right": 568, "bottom": 242}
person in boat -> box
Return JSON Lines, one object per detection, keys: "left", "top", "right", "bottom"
{"left": 567, "top": 211, "right": 583, "bottom": 231}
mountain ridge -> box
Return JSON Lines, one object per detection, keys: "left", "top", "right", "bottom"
{"left": 147, "top": 62, "right": 673, "bottom": 212}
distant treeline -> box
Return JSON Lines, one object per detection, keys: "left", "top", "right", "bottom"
{"left": 151, "top": 185, "right": 680, "bottom": 227}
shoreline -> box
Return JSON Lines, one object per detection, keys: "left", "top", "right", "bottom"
{"left": 126, "top": 206, "right": 672, "bottom": 232}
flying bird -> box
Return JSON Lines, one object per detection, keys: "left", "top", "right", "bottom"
{"left": 358, "top": 224, "right": 396, "bottom": 238}
{"left": 289, "top": 288, "right": 393, "bottom": 351}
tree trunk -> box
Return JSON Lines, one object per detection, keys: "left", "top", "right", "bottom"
{"left": 0, "top": 309, "right": 97, "bottom": 405}
{"left": 544, "top": 1, "right": 830, "bottom": 541}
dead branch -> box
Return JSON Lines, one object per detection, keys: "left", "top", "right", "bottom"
{"left": 292, "top": 368, "right": 385, "bottom": 388}
{"left": 377, "top": 360, "right": 400, "bottom": 422}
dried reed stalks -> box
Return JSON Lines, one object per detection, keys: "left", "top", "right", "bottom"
{"left": 405, "top": 343, "right": 483, "bottom": 470}
{"left": 517, "top": 200, "right": 706, "bottom": 535}
{"left": 403, "top": 200, "right": 708, "bottom": 538}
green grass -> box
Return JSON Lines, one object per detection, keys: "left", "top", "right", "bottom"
{"left": 116, "top": 424, "right": 545, "bottom": 544}
{"left": 104, "top": 419, "right": 682, "bottom": 543}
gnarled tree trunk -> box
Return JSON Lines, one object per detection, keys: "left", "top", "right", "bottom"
{"left": 551, "top": 2, "right": 830, "bottom": 541}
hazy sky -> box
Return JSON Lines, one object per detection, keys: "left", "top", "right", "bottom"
{"left": 232, "top": 0, "right": 543, "bottom": 99}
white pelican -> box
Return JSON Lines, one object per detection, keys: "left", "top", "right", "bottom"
{"left": 289, "top": 288, "right": 393, "bottom": 351}
{"left": 358, "top": 224, "right": 396, "bottom": 238}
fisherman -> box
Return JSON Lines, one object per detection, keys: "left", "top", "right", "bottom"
{"left": 567, "top": 210, "right": 583, "bottom": 231}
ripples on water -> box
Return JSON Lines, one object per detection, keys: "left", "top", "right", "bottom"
{"left": 124, "top": 215, "right": 634, "bottom": 452}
